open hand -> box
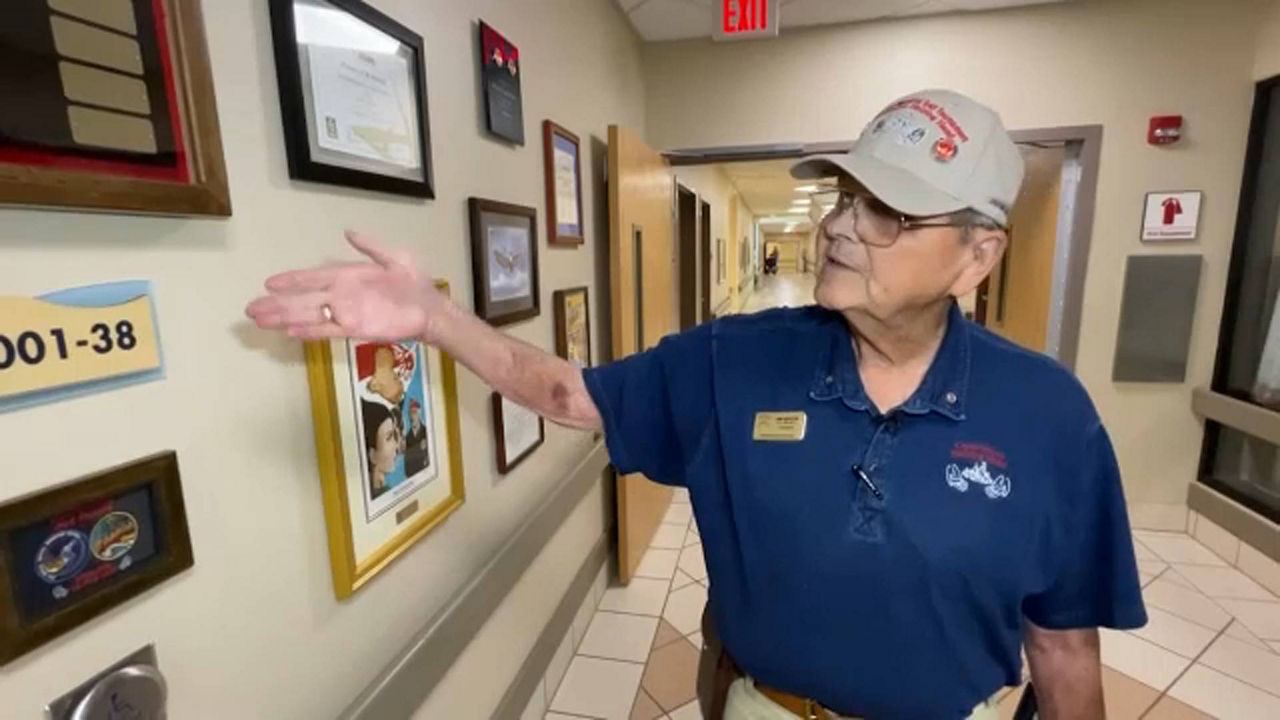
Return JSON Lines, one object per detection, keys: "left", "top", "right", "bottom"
{"left": 245, "top": 231, "right": 453, "bottom": 343}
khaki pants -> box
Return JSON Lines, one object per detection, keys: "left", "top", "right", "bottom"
{"left": 697, "top": 606, "right": 999, "bottom": 720}
{"left": 724, "top": 677, "right": 999, "bottom": 720}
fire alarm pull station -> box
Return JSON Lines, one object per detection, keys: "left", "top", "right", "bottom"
{"left": 1149, "top": 115, "right": 1183, "bottom": 145}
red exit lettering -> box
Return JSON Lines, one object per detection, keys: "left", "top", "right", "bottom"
{"left": 723, "top": 0, "right": 769, "bottom": 34}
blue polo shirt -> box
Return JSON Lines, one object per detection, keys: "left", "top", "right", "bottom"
{"left": 583, "top": 304, "right": 1147, "bottom": 719}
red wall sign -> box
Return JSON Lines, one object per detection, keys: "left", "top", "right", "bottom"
{"left": 715, "top": 0, "right": 780, "bottom": 40}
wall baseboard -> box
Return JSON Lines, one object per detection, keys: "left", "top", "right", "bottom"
{"left": 340, "top": 444, "right": 611, "bottom": 720}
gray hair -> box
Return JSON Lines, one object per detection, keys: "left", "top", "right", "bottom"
{"left": 956, "top": 209, "right": 1006, "bottom": 242}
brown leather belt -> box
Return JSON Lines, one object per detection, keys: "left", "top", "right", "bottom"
{"left": 757, "top": 682, "right": 839, "bottom": 720}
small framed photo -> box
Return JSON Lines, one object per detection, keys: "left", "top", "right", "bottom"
{"left": 479, "top": 21, "right": 524, "bottom": 145}
{"left": 553, "top": 287, "right": 592, "bottom": 369}
{"left": 492, "top": 393, "right": 545, "bottom": 474}
{"left": 304, "top": 281, "right": 465, "bottom": 599}
{"left": 0, "top": 452, "right": 193, "bottom": 665}
{"left": 268, "top": 0, "right": 434, "bottom": 198}
{"left": 469, "top": 198, "right": 540, "bottom": 326}
{"left": 544, "top": 121, "right": 584, "bottom": 246}
{"left": 0, "top": 0, "right": 230, "bottom": 216}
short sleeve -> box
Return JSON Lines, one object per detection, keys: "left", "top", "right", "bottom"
{"left": 1023, "top": 422, "right": 1148, "bottom": 630}
{"left": 582, "top": 326, "right": 715, "bottom": 486}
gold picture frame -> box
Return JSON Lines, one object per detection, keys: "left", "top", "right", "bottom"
{"left": 304, "top": 280, "right": 464, "bottom": 599}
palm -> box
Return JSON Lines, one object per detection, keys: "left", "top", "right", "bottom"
{"left": 245, "top": 231, "right": 449, "bottom": 343}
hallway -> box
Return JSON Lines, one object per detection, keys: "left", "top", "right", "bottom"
{"left": 738, "top": 273, "right": 817, "bottom": 315}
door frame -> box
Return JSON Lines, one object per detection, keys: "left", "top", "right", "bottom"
{"left": 663, "top": 125, "right": 1102, "bottom": 370}
{"left": 676, "top": 183, "right": 699, "bottom": 330}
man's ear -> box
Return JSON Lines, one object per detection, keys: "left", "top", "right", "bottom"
{"left": 951, "top": 228, "right": 1008, "bottom": 297}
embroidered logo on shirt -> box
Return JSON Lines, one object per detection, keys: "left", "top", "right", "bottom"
{"left": 945, "top": 443, "right": 1011, "bottom": 499}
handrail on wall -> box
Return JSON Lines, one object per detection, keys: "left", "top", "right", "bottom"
{"left": 1191, "top": 387, "right": 1280, "bottom": 447}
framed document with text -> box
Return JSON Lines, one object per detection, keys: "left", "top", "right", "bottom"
{"left": 269, "top": 0, "right": 434, "bottom": 198}
{"left": 491, "top": 393, "right": 544, "bottom": 474}
{"left": 479, "top": 21, "right": 524, "bottom": 145}
{"left": 543, "top": 121, "right": 584, "bottom": 246}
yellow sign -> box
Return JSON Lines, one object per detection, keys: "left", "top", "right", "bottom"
{"left": 752, "top": 411, "right": 807, "bottom": 442}
{"left": 0, "top": 283, "right": 163, "bottom": 410}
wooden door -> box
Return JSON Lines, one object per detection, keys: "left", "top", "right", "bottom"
{"left": 608, "top": 125, "right": 676, "bottom": 583}
{"left": 700, "top": 200, "right": 712, "bottom": 322}
{"left": 987, "top": 145, "right": 1063, "bottom": 351}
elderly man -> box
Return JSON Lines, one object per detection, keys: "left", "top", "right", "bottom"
{"left": 246, "top": 90, "right": 1146, "bottom": 720}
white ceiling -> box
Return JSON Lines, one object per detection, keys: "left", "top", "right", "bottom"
{"left": 715, "top": 158, "right": 834, "bottom": 233}
{"left": 615, "top": 0, "right": 1070, "bottom": 42}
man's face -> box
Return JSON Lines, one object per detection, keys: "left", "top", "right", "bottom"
{"left": 813, "top": 186, "right": 1001, "bottom": 320}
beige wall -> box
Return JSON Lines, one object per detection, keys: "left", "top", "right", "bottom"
{"left": 644, "top": 0, "right": 1262, "bottom": 508}
{"left": 0, "top": 0, "right": 643, "bottom": 716}
{"left": 1256, "top": 0, "right": 1280, "bottom": 79}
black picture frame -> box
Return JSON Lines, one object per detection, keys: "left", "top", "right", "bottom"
{"left": 0, "top": 451, "right": 193, "bottom": 666}
{"left": 469, "top": 198, "right": 540, "bottom": 326}
{"left": 478, "top": 21, "right": 525, "bottom": 145}
{"left": 268, "top": 0, "right": 435, "bottom": 198}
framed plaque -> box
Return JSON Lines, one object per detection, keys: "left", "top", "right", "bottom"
{"left": 469, "top": 198, "right": 540, "bottom": 326}
{"left": 543, "top": 121, "right": 584, "bottom": 246}
{"left": 0, "top": 451, "right": 193, "bottom": 666}
{"left": 0, "top": 0, "right": 230, "bottom": 216}
{"left": 492, "top": 393, "right": 544, "bottom": 474}
{"left": 305, "top": 282, "right": 464, "bottom": 599}
{"left": 269, "top": 0, "right": 434, "bottom": 198}
{"left": 479, "top": 21, "right": 524, "bottom": 145}
{"left": 553, "top": 286, "right": 591, "bottom": 369}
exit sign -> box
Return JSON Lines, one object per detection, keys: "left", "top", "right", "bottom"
{"left": 714, "top": 0, "right": 780, "bottom": 41}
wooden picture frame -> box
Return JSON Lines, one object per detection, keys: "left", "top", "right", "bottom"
{"left": 553, "top": 286, "right": 592, "bottom": 368}
{"left": 469, "top": 197, "right": 541, "bottom": 326}
{"left": 0, "top": 0, "right": 230, "bottom": 216}
{"left": 305, "top": 281, "right": 465, "bottom": 599}
{"left": 268, "top": 0, "right": 435, "bottom": 198}
{"left": 543, "top": 121, "right": 584, "bottom": 246}
{"left": 491, "top": 393, "right": 545, "bottom": 474}
{"left": 0, "top": 451, "right": 193, "bottom": 665}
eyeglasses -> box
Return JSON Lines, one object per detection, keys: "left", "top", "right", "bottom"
{"left": 814, "top": 189, "right": 970, "bottom": 247}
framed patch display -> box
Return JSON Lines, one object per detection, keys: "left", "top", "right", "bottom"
{"left": 269, "top": 0, "right": 434, "bottom": 198}
{"left": 469, "top": 198, "right": 540, "bottom": 326}
{"left": 305, "top": 281, "right": 464, "bottom": 599}
{"left": 0, "top": 451, "right": 193, "bottom": 665}
{"left": 478, "top": 21, "right": 523, "bottom": 145}
{"left": 553, "top": 286, "right": 591, "bottom": 369}
{"left": 492, "top": 393, "right": 544, "bottom": 474}
{"left": 543, "top": 121, "right": 584, "bottom": 246}
{"left": 0, "top": 0, "right": 230, "bottom": 216}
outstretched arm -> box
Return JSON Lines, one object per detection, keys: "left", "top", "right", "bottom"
{"left": 245, "top": 231, "right": 602, "bottom": 431}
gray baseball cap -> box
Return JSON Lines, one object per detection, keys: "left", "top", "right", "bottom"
{"left": 791, "top": 89, "right": 1024, "bottom": 227}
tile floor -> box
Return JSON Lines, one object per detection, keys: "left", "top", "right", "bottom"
{"left": 532, "top": 496, "right": 1280, "bottom": 720}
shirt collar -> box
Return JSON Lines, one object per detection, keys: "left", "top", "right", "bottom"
{"left": 808, "top": 302, "right": 970, "bottom": 421}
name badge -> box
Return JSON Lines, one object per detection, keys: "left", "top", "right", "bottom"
{"left": 753, "top": 412, "right": 807, "bottom": 442}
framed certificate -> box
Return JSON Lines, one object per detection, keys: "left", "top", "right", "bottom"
{"left": 543, "top": 121, "right": 585, "bottom": 246}
{"left": 491, "top": 393, "right": 544, "bottom": 474}
{"left": 269, "top": 0, "right": 434, "bottom": 198}
{"left": 0, "top": 0, "right": 229, "bottom": 216}
{"left": 305, "top": 283, "right": 464, "bottom": 599}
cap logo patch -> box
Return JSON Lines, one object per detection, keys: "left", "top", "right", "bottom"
{"left": 885, "top": 97, "right": 972, "bottom": 144}
{"left": 933, "top": 137, "right": 958, "bottom": 162}
{"left": 872, "top": 115, "right": 928, "bottom": 147}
